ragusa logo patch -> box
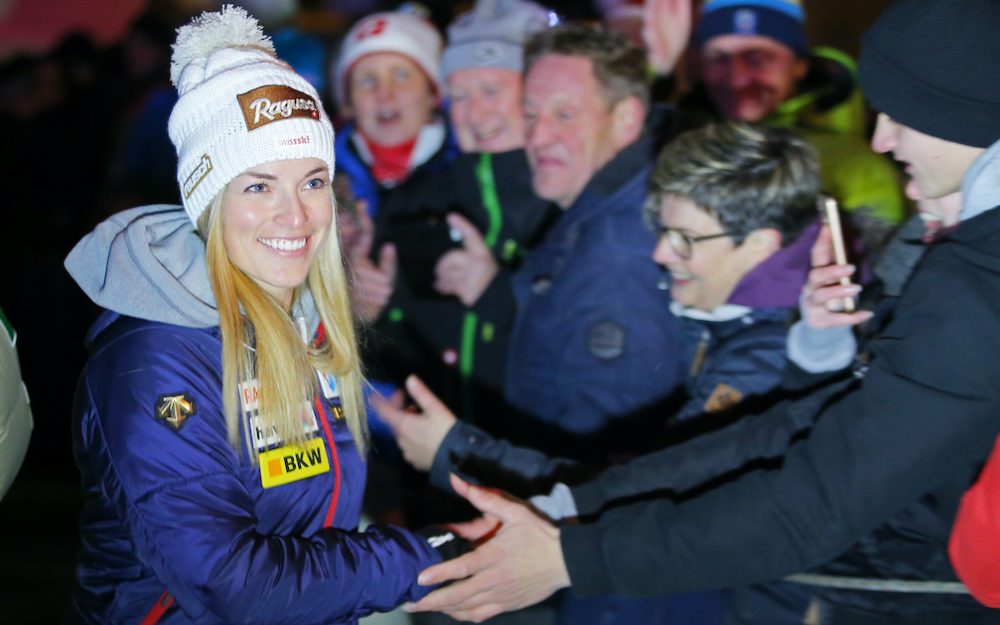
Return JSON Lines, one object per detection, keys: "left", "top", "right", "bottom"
{"left": 237, "top": 84, "right": 320, "bottom": 131}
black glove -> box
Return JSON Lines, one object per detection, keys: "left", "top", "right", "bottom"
{"left": 415, "top": 525, "right": 470, "bottom": 561}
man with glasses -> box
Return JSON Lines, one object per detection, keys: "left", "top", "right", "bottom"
{"left": 656, "top": 228, "right": 732, "bottom": 257}
{"left": 641, "top": 121, "right": 821, "bottom": 424}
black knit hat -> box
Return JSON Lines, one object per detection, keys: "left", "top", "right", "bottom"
{"left": 858, "top": 0, "right": 1000, "bottom": 148}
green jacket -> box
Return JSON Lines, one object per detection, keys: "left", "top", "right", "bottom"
{"left": 768, "top": 47, "right": 906, "bottom": 226}
{"left": 679, "top": 47, "right": 906, "bottom": 227}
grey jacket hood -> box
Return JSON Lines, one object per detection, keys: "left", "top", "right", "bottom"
{"left": 66, "top": 205, "right": 324, "bottom": 333}
{"left": 66, "top": 205, "right": 218, "bottom": 328}
{"left": 961, "top": 138, "right": 1000, "bottom": 222}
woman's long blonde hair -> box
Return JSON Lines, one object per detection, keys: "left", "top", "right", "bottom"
{"left": 199, "top": 189, "right": 367, "bottom": 461}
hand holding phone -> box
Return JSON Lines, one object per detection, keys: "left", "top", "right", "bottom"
{"left": 819, "top": 196, "right": 856, "bottom": 313}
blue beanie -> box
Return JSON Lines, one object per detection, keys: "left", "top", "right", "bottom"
{"left": 695, "top": 0, "right": 807, "bottom": 56}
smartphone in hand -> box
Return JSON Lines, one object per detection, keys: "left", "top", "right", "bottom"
{"left": 819, "top": 196, "right": 856, "bottom": 313}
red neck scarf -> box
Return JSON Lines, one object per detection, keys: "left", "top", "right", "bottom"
{"left": 363, "top": 134, "right": 418, "bottom": 184}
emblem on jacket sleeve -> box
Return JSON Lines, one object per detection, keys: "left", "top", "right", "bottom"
{"left": 587, "top": 321, "right": 625, "bottom": 360}
{"left": 155, "top": 393, "right": 196, "bottom": 430}
{"left": 703, "top": 383, "right": 744, "bottom": 413}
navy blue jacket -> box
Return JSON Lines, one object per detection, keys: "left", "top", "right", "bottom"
{"left": 429, "top": 305, "right": 793, "bottom": 495}
{"left": 64, "top": 206, "right": 442, "bottom": 625}
{"left": 672, "top": 307, "right": 793, "bottom": 423}
{"left": 501, "top": 124, "right": 686, "bottom": 461}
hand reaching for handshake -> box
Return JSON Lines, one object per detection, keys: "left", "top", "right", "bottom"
{"left": 404, "top": 474, "right": 572, "bottom": 623}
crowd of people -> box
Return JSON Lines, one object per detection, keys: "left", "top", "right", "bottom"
{"left": 3, "top": 0, "right": 1000, "bottom": 623}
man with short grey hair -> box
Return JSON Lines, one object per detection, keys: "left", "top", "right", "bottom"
{"left": 478, "top": 23, "right": 688, "bottom": 624}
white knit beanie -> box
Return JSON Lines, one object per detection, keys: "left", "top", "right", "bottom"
{"left": 333, "top": 11, "right": 443, "bottom": 108}
{"left": 168, "top": 5, "right": 335, "bottom": 225}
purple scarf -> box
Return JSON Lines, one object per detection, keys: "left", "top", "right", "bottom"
{"left": 727, "top": 220, "right": 820, "bottom": 309}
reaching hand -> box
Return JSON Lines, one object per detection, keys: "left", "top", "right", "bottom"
{"left": 800, "top": 224, "right": 873, "bottom": 329}
{"left": 434, "top": 213, "right": 499, "bottom": 307}
{"left": 404, "top": 475, "right": 571, "bottom": 623}
{"left": 643, "top": 0, "right": 693, "bottom": 76}
{"left": 372, "top": 375, "right": 457, "bottom": 472}
{"left": 346, "top": 210, "right": 397, "bottom": 323}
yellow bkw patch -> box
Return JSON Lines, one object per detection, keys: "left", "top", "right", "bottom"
{"left": 259, "top": 437, "right": 329, "bottom": 489}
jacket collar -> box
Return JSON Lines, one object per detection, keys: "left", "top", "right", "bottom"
{"left": 727, "top": 220, "right": 820, "bottom": 309}
{"left": 960, "top": 137, "right": 1000, "bottom": 223}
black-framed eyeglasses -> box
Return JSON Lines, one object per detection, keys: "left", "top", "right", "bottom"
{"left": 654, "top": 224, "right": 732, "bottom": 260}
